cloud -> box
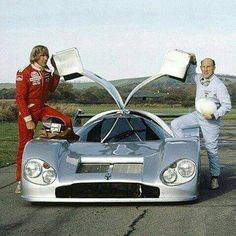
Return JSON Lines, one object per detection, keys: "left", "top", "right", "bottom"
{"left": 1, "top": 0, "right": 236, "bottom": 83}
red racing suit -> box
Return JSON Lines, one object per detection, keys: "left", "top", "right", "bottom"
{"left": 15, "top": 64, "right": 72, "bottom": 181}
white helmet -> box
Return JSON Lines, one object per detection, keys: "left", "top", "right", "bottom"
{"left": 195, "top": 98, "right": 217, "bottom": 115}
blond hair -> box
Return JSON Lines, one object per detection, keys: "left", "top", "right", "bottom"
{"left": 30, "top": 45, "right": 49, "bottom": 63}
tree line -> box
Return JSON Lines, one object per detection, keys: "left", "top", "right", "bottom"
{"left": 0, "top": 81, "right": 235, "bottom": 122}
{"left": 0, "top": 81, "right": 197, "bottom": 104}
{"left": 1, "top": 81, "right": 236, "bottom": 105}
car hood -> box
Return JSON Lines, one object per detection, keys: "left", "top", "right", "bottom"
{"left": 57, "top": 141, "right": 165, "bottom": 185}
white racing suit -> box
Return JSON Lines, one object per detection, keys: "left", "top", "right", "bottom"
{"left": 171, "top": 65, "right": 231, "bottom": 177}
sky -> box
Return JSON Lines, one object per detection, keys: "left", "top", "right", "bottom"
{"left": 1, "top": 0, "right": 236, "bottom": 83}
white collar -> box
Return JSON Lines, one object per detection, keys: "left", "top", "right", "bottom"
{"left": 31, "top": 63, "right": 44, "bottom": 71}
{"left": 31, "top": 63, "right": 51, "bottom": 72}
{"left": 200, "top": 74, "right": 215, "bottom": 86}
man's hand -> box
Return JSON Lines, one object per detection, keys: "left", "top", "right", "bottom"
{"left": 50, "top": 57, "right": 59, "bottom": 75}
{"left": 50, "top": 57, "right": 57, "bottom": 69}
{"left": 26, "top": 120, "right": 36, "bottom": 130}
{"left": 189, "top": 53, "right": 197, "bottom": 65}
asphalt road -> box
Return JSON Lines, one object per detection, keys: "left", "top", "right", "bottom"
{"left": 0, "top": 121, "right": 235, "bottom": 236}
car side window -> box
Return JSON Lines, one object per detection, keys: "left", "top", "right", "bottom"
{"left": 86, "top": 118, "right": 116, "bottom": 142}
{"left": 86, "top": 121, "right": 102, "bottom": 142}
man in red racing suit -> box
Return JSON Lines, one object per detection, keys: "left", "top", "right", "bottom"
{"left": 15, "top": 45, "right": 77, "bottom": 193}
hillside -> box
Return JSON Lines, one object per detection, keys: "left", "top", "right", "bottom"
{"left": 0, "top": 83, "right": 15, "bottom": 89}
{"left": 1, "top": 74, "right": 236, "bottom": 90}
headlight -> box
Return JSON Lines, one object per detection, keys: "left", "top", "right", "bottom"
{"left": 178, "top": 160, "right": 195, "bottom": 177}
{"left": 25, "top": 160, "right": 42, "bottom": 178}
{"left": 163, "top": 168, "right": 177, "bottom": 183}
{"left": 161, "top": 159, "right": 196, "bottom": 186}
{"left": 24, "top": 159, "right": 57, "bottom": 185}
{"left": 42, "top": 170, "right": 56, "bottom": 184}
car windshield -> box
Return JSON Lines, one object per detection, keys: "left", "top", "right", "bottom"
{"left": 82, "top": 115, "right": 166, "bottom": 143}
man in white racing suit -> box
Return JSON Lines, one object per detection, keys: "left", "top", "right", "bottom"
{"left": 171, "top": 57, "right": 231, "bottom": 190}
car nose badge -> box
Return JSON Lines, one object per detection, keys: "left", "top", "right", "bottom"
{"left": 105, "top": 172, "right": 112, "bottom": 180}
{"left": 105, "top": 164, "right": 113, "bottom": 180}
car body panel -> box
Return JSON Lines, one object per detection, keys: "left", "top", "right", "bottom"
{"left": 22, "top": 126, "right": 200, "bottom": 202}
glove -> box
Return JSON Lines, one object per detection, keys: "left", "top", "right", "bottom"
{"left": 50, "top": 57, "right": 59, "bottom": 75}
{"left": 189, "top": 53, "right": 197, "bottom": 65}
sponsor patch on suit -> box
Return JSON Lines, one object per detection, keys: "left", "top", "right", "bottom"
{"left": 30, "top": 72, "right": 41, "bottom": 85}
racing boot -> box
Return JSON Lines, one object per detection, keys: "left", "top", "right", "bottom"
{"left": 15, "top": 181, "right": 21, "bottom": 194}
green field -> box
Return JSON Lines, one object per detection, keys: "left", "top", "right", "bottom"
{"left": 0, "top": 104, "right": 235, "bottom": 167}
{"left": 0, "top": 122, "right": 18, "bottom": 167}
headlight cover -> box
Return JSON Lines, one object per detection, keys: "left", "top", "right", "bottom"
{"left": 161, "top": 159, "right": 196, "bottom": 186}
{"left": 42, "top": 170, "right": 57, "bottom": 184}
{"left": 24, "top": 159, "right": 57, "bottom": 185}
{"left": 25, "top": 160, "right": 42, "bottom": 178}
{"left": 163, "top": 168, "right": 177, "bottom": 183}
{"left": 178, "top": 159, "right": 195, "bottom": 178}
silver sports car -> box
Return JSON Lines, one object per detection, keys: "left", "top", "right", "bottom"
{"left": 21, "top": 49, "right": 200, "bottom": 202}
